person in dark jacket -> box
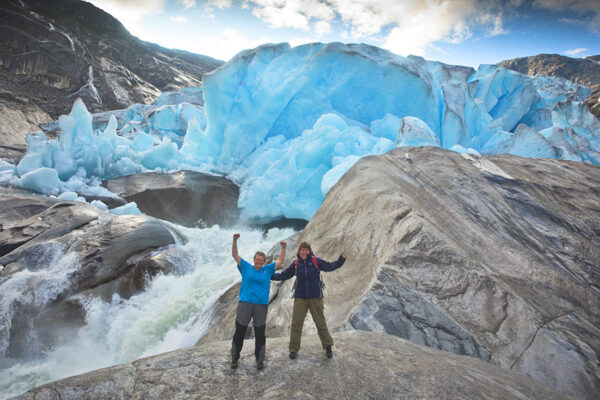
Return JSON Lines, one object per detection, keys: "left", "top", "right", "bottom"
{"left": 272, "top": 241, "right": 345, "bottom": 359}
{"left": 231, "top": 233, "right": 287, "bottom": 369}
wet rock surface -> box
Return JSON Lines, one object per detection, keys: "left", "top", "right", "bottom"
{"left": 11, "top": 331, "right": 572, "bottom": 400}
{"left": 0, "top": 186, "right": 176, "bottom": 358}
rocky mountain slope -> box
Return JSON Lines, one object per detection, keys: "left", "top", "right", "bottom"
{"left": 498, "top": 53, "right": 600, "bottom": 119}
{"left": 12, "top": 331, "right": 572, "bottom": 400}
{"left": 0, "top": 0, "right": 223, "bottom": 158}
{"left": 498, "top": 53, "right": 600, "bottom": 90}
{"left": 199, "top": 147, "right": 600, "bottom": 399}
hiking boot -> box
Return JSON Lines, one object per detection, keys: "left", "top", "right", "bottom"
{"left": 289, "top": 351, "right": 297, "bottom": 359}
{"left": 231, "top": 359, "right": 238, "bottom": 369}
{"left": 255, "top": 360, "right": 264, "bottom": 370}
{"left": 326, "top": 346, "right": 333, "bottom": 359}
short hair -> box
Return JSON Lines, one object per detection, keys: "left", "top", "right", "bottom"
{"left": 254, "top": 251, "right": 266, "bottom": 260}
{"left": 298, "top": 242, "right": 312, "bottom": 253}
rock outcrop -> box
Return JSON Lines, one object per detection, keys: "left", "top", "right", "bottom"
{"left": 0, "top": 0, "right": 223, "bottom": 159}
{"left": 585, "top": 88, "right": 600, "bottom": 119}
{"left": 199, "top": 147, "right": 600, "bottom": 399}
{"left": 498, "top": 53, "right": 600, "bottom": 90}
{"left": 498, "top": 53, "right": 600, "bottom": 119}
{"left": 102, "top": 171, "right": 240, "bottom": 228}
{"left": 0, "top": 186, "right": 176, "bottom": 358}
{"left": 11, "top": 330, "right": 572, "bottom": 400}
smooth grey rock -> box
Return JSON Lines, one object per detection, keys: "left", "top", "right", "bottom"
{"left": 0, "top": 189, "right": 100, "bottom": 267}
{"left": 349, "top": 268, "right": 491, "bottom": 360}
{"left": 197, "top": 147, "right": 600, "bottom": 399}
{"left": 103, "top": 171, "right": 240, "bottom": 228}
{"left": 11, "top": 331, "right": 572, "bottom": 400}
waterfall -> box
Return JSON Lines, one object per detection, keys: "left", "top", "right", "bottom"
{"left": 69, "top": 66, "right": 102, "bottom": 104}
{"left": 0, "top": 224, "right": 294, "bottom": 399}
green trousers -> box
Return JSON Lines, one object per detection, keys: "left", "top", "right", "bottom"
{"left": 289, "top": 297, "right": 333, "bottom": 352}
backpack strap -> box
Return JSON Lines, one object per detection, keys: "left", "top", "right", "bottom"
{"left": 291, "top": 256, "right": 324, "bottom": 298}
{"left": 294, "top": 256, "right": 320, "bottom": 272}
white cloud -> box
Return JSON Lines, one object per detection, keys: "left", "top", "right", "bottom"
{"left": 477, "top": 12, "right": 508, "bottom": 37}
{"left": 314, "top": 20, "right": 331, "bottom": 36}
{"left": 378, "top": 0, "right": 484, "bottom": 56}
{"left": 245, "top": 0, "right": 335, "bottom": 30}
{"left": 170, "top": 15, "right": 188, "bottom": 23}
{"left": 87, "top": 0, "right": 166, "bottom": 22}
{"left": 564, "top": 47, "right": 589, "bottom": 57}
{"left": 208, "top": 0, "right": 233, "bottom": 8}
{"left": 187, "top": 28, "right": 274, "bottom": 61}
{"left": 205, "top": 0, "right": 233, "bottom": 12}
{"left": 87, "top": 0, "right": 167, "bottom": 37}
{"left": 180, "top": 0, "right": 196, "bottom": 8}
{"left": 243, "top": 0, "right": 508, "bottom": 57}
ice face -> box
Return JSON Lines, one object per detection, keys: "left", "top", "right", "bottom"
{"left": 7, "top": 42, "right": 600, "bottom": 222}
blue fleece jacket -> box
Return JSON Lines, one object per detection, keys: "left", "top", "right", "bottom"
{"left": 271, "top": 252, "right": 345, "bottom": 298}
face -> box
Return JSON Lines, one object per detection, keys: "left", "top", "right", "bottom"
{"left": 299, "top": 247, "right": 310, "bottom": 259}
{"left": 253, "top": 255, "right": 266, "bottom": 269}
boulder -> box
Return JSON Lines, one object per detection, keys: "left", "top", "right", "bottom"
{"left": 196, "top": 147, "right": 600, "bottom": 399}
{"left": 11, "top": 330, "right": 571, "bottom": 400}
{"left": 0, "top": 191, "right": 100, "bottom": 270}
{"left": 102, "top": 171, "right": 239, "bottom": 228}
{"left": 0, "top": 186, "right": 176, "bottom": 358}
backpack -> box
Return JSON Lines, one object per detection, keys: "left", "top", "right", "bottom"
{"left": 291, "top": 256, "right": 326, "bottom": 297}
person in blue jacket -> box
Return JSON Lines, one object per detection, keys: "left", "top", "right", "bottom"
{"left": 272, "top": 241, "right": 345, "bottom": 359}
{"left": 231, "top": 233, "right": 287, "bottom": 370}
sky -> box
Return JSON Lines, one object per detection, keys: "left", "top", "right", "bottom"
{"left": 87, "top": 0, "right": 600, "bottom": 67}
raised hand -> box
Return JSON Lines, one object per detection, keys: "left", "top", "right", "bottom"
{"left": 232, "top": 233, "right": 241, "bottom": 264}
{"left": 276, "top": 241, "right": 287, "bottom": 269}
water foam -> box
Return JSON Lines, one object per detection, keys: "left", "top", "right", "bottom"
{"left": 0, "top": 224, "right": 294, "bottom": 399}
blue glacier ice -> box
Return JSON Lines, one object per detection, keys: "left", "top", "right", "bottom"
{"left": 3, "top": 42, "right": 599, "bottom": 222}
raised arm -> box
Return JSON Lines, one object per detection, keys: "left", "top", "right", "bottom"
{"left": 275, "top": 241, "right": 287, "bottom": 269}
{"left": 272, "top": 260, "right": 296, "bottom": 281}
{"left": 232, "top": 233, "right": 241, "bottom": 265}
{"left": 316, "top": 254, "right": 346, "bottom": 272}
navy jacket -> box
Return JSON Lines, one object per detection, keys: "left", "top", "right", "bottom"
{"left": 272, "top": 252, "right": 345, "bottom": 298}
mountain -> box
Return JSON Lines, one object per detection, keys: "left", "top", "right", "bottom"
{"left": 498, "top": 53, "right": 600, "bottom": 90}
{"left": 498, "top": 53, "right": 600, "bottom": 119}
{"left": 0, "top": 0, "right": 223, "bottom": 160}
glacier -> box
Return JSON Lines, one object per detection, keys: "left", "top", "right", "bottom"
{"left": 2, "top": 42, "right": 599, "bottom": 222}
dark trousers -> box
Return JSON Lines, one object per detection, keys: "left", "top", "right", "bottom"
{"left": 231, "top": 301, "right": 267, "bottom": 362}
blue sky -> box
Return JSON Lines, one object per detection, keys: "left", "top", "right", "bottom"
{"left": 88, "top": 0, "right": 600, "bottom": 67}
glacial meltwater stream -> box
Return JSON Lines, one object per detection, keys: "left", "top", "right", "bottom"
{"left": 0, "top": 223, "right": 294, "bottom": 399}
